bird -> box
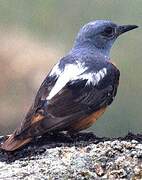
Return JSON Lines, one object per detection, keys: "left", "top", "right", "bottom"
{"left": 0, "top": 20, "right": 138, "bottom": 151}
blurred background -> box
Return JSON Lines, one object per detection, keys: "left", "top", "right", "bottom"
{"left": 0, "top": 0, "right": 141, "bottom": 137}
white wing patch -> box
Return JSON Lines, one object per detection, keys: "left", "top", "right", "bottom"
{"left": 49, "top": 62, "right": 61, "bottom": 77}
{"left": 78, "top": 68, "right": 107, "bottom": 85}
{"left": 47, "top": 62, "right": 107, "bottom": 100}
{"left": 47, "top": 63, "right": 85, "bottom": 100}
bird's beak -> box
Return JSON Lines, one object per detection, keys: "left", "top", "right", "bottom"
{"left": 117, "top": 25, "right": 138, "bottom": 36}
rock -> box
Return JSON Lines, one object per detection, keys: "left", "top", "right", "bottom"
{"left": 0, "top": 132, "right": 142, "bottom": 180}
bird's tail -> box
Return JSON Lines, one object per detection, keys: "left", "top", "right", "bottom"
{"left": 0, "top": 134, "right": 32, "bottom": 152}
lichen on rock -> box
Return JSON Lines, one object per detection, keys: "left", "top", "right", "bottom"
{"left": 0, "top": 132, "right": 142, "bottom": 179}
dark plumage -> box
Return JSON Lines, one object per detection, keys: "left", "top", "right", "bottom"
{"left": 0, "top": 20, "right": 138, "bottom": 151}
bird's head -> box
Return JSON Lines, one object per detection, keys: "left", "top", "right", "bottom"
{"left": 73, "top": 20, "right": 138, "bottom": 56}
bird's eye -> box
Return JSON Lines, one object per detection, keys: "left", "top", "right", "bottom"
{"left": 102, "top": 27, "right": 114, "bottom": 37}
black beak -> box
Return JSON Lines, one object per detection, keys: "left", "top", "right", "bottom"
{"left": 117, "top": 25, "right": 138, "bottom": 36}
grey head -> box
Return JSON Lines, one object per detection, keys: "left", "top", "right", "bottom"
{"left": 72, "top": 20, "right": 138, "bottom": 58}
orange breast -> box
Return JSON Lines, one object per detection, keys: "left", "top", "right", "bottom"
{"left": 68, "top": 107, "right": 107, "bottom": 132}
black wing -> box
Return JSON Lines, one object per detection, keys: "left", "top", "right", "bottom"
{"left": 15, "top": 61, "right": 120, "bottom": 138}
{"left": 44, "top": 62, "right": 120, "bottom": 130}
{"left": 14, "top": 73, "right": 58, "bottom": 136}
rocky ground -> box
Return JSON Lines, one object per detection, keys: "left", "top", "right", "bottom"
{"left": 0, "top": 132, "right": 142, "bottom": 180}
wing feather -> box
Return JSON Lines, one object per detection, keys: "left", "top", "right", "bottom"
{"left": 18, "top": 62, "right": 119, "bottom": 135}
{"left": 5, "top": 60, "right": 120, "bottom": 142}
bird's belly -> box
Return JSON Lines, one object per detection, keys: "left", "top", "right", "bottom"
{"left": 68, "top": 107, "right": 107, "bottom": 133}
